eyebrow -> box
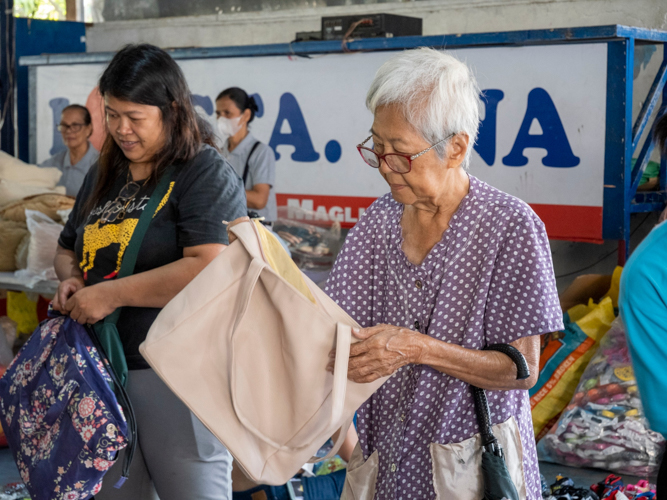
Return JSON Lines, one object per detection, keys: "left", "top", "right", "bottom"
{"left": 105, "top": 106, "right": 143, "bottom": 116}
{"left": 369, "top": 128, "right": 409, "bottom": 145}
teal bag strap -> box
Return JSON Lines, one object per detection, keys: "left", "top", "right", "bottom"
{"left": 93, "top": 166, "right": 175, "bottom": 387}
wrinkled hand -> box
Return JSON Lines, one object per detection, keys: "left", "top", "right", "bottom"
{"left": 226, "top": 216, "right": 251, "bottom": 244}
{"left": 327, "top": 324, "right": 425, "bottom": 383}
{"left": 64, "top": 281, "right": 119, "bottom": 325}
{"left": 52, "top": 277, "right": 85, "bottom": 313}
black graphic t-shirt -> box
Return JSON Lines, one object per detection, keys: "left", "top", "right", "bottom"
{"left": 59, "top": 145, "right": 247, "bottom": 369}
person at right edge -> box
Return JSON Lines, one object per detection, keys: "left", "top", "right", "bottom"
{"left": 51, "top": 44, "right": 247, "bottom": 500}
{"left": 619, "top": 112, "right": 667, "bottom": 500}
{"left": 216, "top": 87, "right": 277, "bottom": 225}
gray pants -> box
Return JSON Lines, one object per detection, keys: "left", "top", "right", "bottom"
{"left": 97, "top": 369, "right": 232, "bottom": 500}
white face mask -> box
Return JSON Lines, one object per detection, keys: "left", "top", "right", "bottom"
{"left": 217, "top": 116, "right": 243, "bottom": 140}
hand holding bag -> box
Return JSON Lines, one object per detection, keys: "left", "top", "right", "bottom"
{"left": 0, "top": 316, "right": 130, "bottom": 500}
{"left": 139, "top": 219, "right": 389, "bottom": 485}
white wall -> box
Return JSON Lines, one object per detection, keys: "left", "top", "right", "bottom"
{"left": 85, "top": 0, "right": 667, "bottom": 51}
{"left": 84, "top": 0, "right": 667, "bottom": 291}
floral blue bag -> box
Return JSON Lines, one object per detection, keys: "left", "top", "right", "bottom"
{"left": 0, "top": 315, "right": 135, "bottom": 500}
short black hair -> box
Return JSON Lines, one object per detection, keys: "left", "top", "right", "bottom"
{"left": 62, "top": 104, "right": 91, "bottom": 125}
{"left": 216, "top": 87, "right": 259, "bottom": 124}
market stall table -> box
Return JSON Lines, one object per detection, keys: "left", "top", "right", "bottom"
{"left": 0, "top": 272, "right": 57, "bottom": 296}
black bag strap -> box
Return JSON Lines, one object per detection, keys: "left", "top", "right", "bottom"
{"left": 242, "top": 141, "right": 261, "bottom": 187}
{"left": 471, "top": 344, "right": 530, "bottom": 449}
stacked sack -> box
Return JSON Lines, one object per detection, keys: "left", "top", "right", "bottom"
{"left": 0, "top": 151, "right": 74, "bottom": 277}
{"left": 0, "top": 151, "right": 65, "bottom": 204}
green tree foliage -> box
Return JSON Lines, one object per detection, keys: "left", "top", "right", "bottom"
{"left": 14, "top": 0, "right": 66, "bottom": 20}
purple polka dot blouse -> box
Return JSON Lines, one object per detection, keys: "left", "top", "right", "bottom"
{"left": 325, "top": 175, "right": 563, "bottom": 500}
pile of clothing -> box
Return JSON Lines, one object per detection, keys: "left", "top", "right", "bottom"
{"left": 541, "top": 474, "right": 656, "bottom": 500}
{"left": 0, "top": 482, "right": 30, "bottom": 500}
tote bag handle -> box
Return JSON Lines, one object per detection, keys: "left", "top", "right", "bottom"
{"left": 229, "top": 256, "right": 351, "bottom": 453}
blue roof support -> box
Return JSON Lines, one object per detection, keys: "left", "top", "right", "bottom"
{"left": 630, "top": 131, "right": 656, "bottom": 195}
{"left": 603, "top": 38, "right": 634, "bottom": 254}
{"left": 632, "top": 58, "right": 667, "bottom": 153}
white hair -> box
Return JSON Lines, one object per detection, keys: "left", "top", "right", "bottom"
{"left": 366, "top": 47, "right": 482, "bottom": 168}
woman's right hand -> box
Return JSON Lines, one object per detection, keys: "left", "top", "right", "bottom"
{"left": 53, "top": 276, "right": 85, "bottom": 313}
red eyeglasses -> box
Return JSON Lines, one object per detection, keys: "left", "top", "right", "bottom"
{"left": 356, "top": 134, "right": 455, "bottom": 174}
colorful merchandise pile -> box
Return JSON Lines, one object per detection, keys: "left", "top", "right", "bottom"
{"left": 273, "top": 217, "right": 342, "bottom": 270}
{"left": 541, "top": 474, "right": 656, "bottom": 500}
{"left": 0, "top": 483, "right": 30, "bottom": 500}
{"left": 538, "top": 318, "right": 665, "bottom": 476}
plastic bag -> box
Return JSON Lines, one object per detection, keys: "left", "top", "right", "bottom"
{"left": 531, "top": 296, "right": 615, "bottom": 440}
{"left": 273, "top": 209, "right": 342, "bottom": 271}
{"left": 538, "top": 318, "right": 665, "bottom": 476}
{"left": 14, "top": 210, "right": 62, "bottom": 286}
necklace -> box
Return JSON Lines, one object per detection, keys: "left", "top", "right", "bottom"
{"left": 100, "top": 168, "right": 148, "bottom": 224}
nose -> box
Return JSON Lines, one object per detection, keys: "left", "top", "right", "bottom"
{"left": 378, "top": 156, "right": 394, "bottom": 175}
{"left": 116, "top": 116, "right": 133, "bottom": 136}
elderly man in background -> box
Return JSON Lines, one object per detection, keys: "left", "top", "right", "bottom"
{"left": 325, "top": 48, "right": 562, "bottom": 500}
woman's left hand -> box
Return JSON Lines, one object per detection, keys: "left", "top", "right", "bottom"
{"left": 64, "top": 281, "right": 120, "bottom": 325}
{"left": 328, "top": 324, "right": 425, "bottom": 383}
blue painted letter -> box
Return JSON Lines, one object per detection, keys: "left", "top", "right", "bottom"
{"left": 191, "top": 95, "right": 213, "bottom": 116}
{"left": 474, "top": 89, "right": 504, "bottom": 166}
{"left": 269, "top": 93, "right": 320, "bottom": 162}
{"left": 503, "top": 88, "right": 580, "bottom": 168}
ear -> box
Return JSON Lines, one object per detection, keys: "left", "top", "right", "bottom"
{"left": 242, "top": 108, "right": 252, "bottom": 124}
{"left": 447, "top": 133, "right": 469, "bottom": 168}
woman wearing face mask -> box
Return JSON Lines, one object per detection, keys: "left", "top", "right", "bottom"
{"left": 216, "top": 87, "right": 277, "bottom": 224}
{"left": 52, "top": 44, "right": 246, "bottom": 500}
{"left": 39, "top": 104, "right": 99, "bottom": 196}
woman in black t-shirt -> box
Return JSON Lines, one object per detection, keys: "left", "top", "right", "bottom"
{"left": 52, "top": 44, "right": 246, "bottom": 500}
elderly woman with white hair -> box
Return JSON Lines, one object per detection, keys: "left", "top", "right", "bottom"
{"left": 325, "top": 48, "right": 562, "bottom": 499}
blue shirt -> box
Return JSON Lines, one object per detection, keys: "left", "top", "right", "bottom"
{"left": 619, "top": 220, "right": 667, "bottom": 438}
{"left": 39, "top": 142, "right": 99, "bottom": 196}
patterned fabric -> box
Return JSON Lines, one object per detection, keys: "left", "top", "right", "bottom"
{"left": 0, "top": 316, "right": 128, "bottom": 500}
{"left": 325, "top": 175, "right": 563, "bottom": 500}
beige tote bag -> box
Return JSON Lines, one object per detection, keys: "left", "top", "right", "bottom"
{"left": 140, "top": 220, "right": 388, "bottom": 485}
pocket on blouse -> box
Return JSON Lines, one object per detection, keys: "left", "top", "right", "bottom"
{"left": 340, "top": 443, "right": 379, "bottom": 500}
{"left": 430, "top": 416, "right": 526, "bottom": 500}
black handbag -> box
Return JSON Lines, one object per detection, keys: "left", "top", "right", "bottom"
{"left": 471, "top": 344, "right": 531, "bottom": 500}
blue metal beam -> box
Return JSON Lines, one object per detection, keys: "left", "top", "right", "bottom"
{"left": 633, "top": 191, "right": 667, "bottom": 204}
{"left": 19, "top": 24, "right": 667, "bottom": 67}
{"left": 603, "top": 38, "right": 634, "bottom": 247}
{"left": 630, "top": 132, "right": 656, "bottom": 195}
{"left": 632, "top": 58, "right": 667, "bottom": 153}
{"left": 631, "top": 202, "right": 666, "bottom": 213}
